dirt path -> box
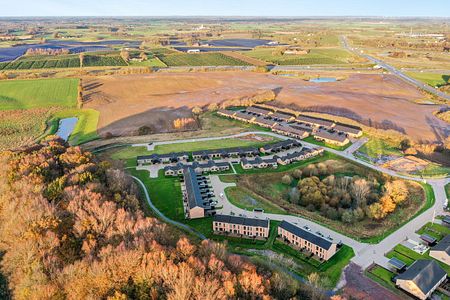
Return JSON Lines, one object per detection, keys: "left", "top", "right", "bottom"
{"left": 340, "top": 263, "right": 404, "bottom": 300}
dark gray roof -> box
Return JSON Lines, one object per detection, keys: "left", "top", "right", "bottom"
{"left": 314, "top": 129, "right": 348, "bottom": 143}
{"left": 246, "top": 106, "right": 272, "bottom": 116}
{"left": 432, "top": 235, "right": 450, "bottom": 255}
{"left": 421, "top": 234, "right": 437, "bottom": 244}
{"left": 214, "top": 214, "right": 269, "bottom": 228}
{"left": 443, "top": 216, "right": 450, "bottom": 224}
{"left": 261, "top": 139, "right": 301, "bottom": 151}
{"left": 334, "top": 123, "right": 362, "bottom": 135}
{"left": 279, "top": 221, "right": 333, "bottom": 250}
{"left": 296, "top": 115, "right": 334, "bottom": 127}
{"left": 183, "top": 167, "right": 205, "bottom": 210}
{"left": 217, "top": 109, "right": 235, "bottom": 116}
{"left": 271, "top": 111, "right": 294, "bottom": 120}
{"left": 138, "top": 152, "right": 189, "bottom": 160}
{"left": 234, "top": 111, "right": 255, "bottom": 121}
{"left": 396, "top": 260, "right": 447, "bottom": 295}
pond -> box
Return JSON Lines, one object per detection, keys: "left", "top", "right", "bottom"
{"left": 309, "top": 77, "right": 337, "bottom": 83}
{"left": 56, "top": 117, "right": 78, "bottom": 141}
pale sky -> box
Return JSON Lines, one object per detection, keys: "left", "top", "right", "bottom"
{"left": 1, "top": 0, "right": 450, "bottom": 17}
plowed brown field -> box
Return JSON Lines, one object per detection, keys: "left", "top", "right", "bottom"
{"left": 83, "top": 71, "right": 448, "bottom": 141}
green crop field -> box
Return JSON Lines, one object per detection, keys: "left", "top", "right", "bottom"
{"left": 82, "top": 54, "right": 127, "bottom": 67}
{"left": 0, "top": 55, "right": 80, "bottom": 70}
{"left": 157, "top": 52, "right": 251, "bottom": 66}
{"left": 406, "top": 72, "right": 449, "bottom": 87}
{"left": 240, "top": 47, "right": 358, "bottom": 65}
{"left": 0, "top": 78, "right": 78, "bottom": 110}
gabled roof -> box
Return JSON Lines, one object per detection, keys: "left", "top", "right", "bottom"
{"left": 396, "top": 260, "right": 447, "bottom": 296}
{"left": 246, "top": 106, "right": 272, "bottom": 116}
{"left": 314, "top": 130, "right": 348, "bottom": 143}
{"left": 217, "top": 109, "right": 236, "bottom": 116}
{"left": 253, "top": 117, "right": 278, "bottom": 127}
{"left": 334, "top": 123, "right": 362, "bottom": 135}
{"left": 183, "top": 167, "right": 205, "bottom": 210}
{"left": 260, "top": 139, "right": 301, "bottom": 151}
{"left": 271, "top": 111, "right": 294, "bottom": 120}
{"left": 214, "top": 214, "right": 269, "bottom": 228}
{"left": 279, "top": 221, "right": 334, "bottom": 250}
{"left": 432, "top": 235, "right": 450, "bottom": 255}
{"left": 296, "top": 115, "right": 334, "bottom": 127}
{"left": 137, "top": 152, "right": 188, "bottom": 160}
{"left": 234, "top": 111, "right": 255, "bottom": 121}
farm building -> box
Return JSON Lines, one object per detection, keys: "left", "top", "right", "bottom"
{"left": 395, "top": 260, "right": 447, "bottom": 300}
{"left": 213, "top": 214, "right": 270, "bottom": 239}
{"left": 278, "top": 221, "right": 337, "bottom": 261}
{"left": 430, "top": 235, "right": 450, "bottom": 265}
{"left": 313, "top": 129, "right": 349, "bottom": 146}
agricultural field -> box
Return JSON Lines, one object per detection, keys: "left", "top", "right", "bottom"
{"left": 82, "top": 72, "right": 442, "bottom": 141}
{"left": 0, "top": 54, "right": 80, "bottom": 70}
{"left": 157, "top": 52, "right": 251, "bottom": 66}
{"left": 0, "top": 78, "right": 78, "bottom": 110}
{"left": 82, "top": 53, "right": 127, "bottom": 67}
{"left": 357, "top": 137, "right": 403, "bottom": 159}
{"left": 239, "top": 47, "right": 363, "bottom": 65}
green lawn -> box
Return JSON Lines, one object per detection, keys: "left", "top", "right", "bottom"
{"left": 128, "top": 168, "right": 185, "bottom": 222}
{"left": 406, "top": 72, "right": 449, "bottom": 88}
{"left": 366, "top": 265, "right": 396, "bottom": 289}
{"left": 414, "top": 163, "right": 450, "bottom": 178}
{"left": 358, "top": 137, "right": 402, "bottom": 158}
{"left": 387, "top": 243, "right": 450, "bottom": 275}
{"left": 46, "top": 109, "right": 100, "bottom": 145}
{"left": 446, "top": 183, "right": 450, "bottom": 199}
{"left": 224, "top": 186, "right": 287, "bottom": 214}
{"left": 416, "top": 222, "right": 450, "bottom": 241}
{"left": 0, "top": 78, "right": 78, "bottom": 110}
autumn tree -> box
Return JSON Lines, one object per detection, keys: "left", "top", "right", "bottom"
{"left": 120, "top": 49, "right": 130, "bottom": 62}
{"left": 192, "top": 106, "right": 203, "bottom": 115}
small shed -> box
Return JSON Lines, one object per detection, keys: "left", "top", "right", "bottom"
{"left": 420, "top": 234, "right": 437, "bottom": 246}
{"left": 388, "top": 257, "right": 407, "bottom": 271}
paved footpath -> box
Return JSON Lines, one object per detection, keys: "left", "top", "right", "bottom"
{"left": 132, "top": 131, "right": 450, "bottom": 271}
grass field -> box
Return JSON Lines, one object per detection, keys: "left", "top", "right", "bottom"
{"left": 366, "top": 265, "right": 396, "bottom": 289}
{"left": 224, "top": 186, "right": 287, "bottom": 214}
{"left": 0, "top": 108, "right": 55, "bottom": 151}
{"left": 406, "top": 72, "right": 449, "bottom": 88}
{"left": 357, "top": 137, "right": 403, "bottom": 158}
{"left": 0, "top": 78, "right": 78, "bottom": 110}
{"left": 47, "top": 109, "right": 100, "bottom": 145}
{"left": 157, "top": 52, "right": 251, "bottom": 66}
{"left": 240, "top": 47, "right": 359, "bottom": 65}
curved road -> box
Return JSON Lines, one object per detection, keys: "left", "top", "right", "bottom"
{"left": 341, "top": 35, "right": 450, "bottom": 102}
{"left": 131, "top": 175, "right": 207, "bottom": 240}
{"left": 131, "top": 130, "right": 449, "bottom": 271}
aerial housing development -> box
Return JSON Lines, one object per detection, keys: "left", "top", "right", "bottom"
{"left": 0, "top": 8, "right": 449, "bottom": 300}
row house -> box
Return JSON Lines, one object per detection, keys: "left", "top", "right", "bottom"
{"left": 278, "top": 221, "right": 337, "bottom": 261}
{"left": 213, "top": 214, "right": 270, "bottom": 239}
{"left": 241, "top": 156, "right": 278, "bottom": 169}
{"left": 272, "top": 124, "right": 309, "bottom": 139}
{"left": 270, "top": 111, "right": 296, "bottom": 122}
{"left": 183, "top": 168, "right": 209, "bottom": 219}
{"left": 313, "top": 129, "right": 349, "bottom": 146}
{"left": 334, "top": 123, "right": 363, "bottom": 138}
{"left": 253, "top": 117, "right": 278, "bottom": 128}
{"left": 246, "top": 106, "right": 273, "bottom": 117}
{"left": 296, "top": 115, "right": 335, "bottom": 128}
{"left": 164, "top": 161, "right": 230, "bottom": 177}
{"left": 137, "top": 152, "right": 189, "bottom": 166}
{"left": 259, "top": 139, "right": 302, "bottom": 154}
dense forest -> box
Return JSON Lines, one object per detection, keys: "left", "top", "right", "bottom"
{"left": 0, "top": 136, "right": 309, "bottom": 300}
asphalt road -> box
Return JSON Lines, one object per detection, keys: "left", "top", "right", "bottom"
{"left": 340, "top": 35, "right": 450, "bottom": 102}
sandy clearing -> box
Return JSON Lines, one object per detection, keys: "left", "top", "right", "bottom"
{"left": 83, "top": 71, "right": 448, "bottom": 141}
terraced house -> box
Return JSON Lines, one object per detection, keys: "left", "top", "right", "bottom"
{"left": 313, "top": 129, "right": 349, "bottom": 146}
{"left": 430, "top": 235, "right": 450, "bottom": 265}
{"left": 278, "top": 221, "right": 337, "bottom": 261}
{"left": 395, "top": 260, "right": 447, "bottom": 300}
{"left": 164, "top": 160, "right": 230, "bottom": 176}
{"left": 137, "top": 152, "right": 189, "bottom": 165}
{"left": 213, "top": 214, "right": 270, "bottom": 239}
